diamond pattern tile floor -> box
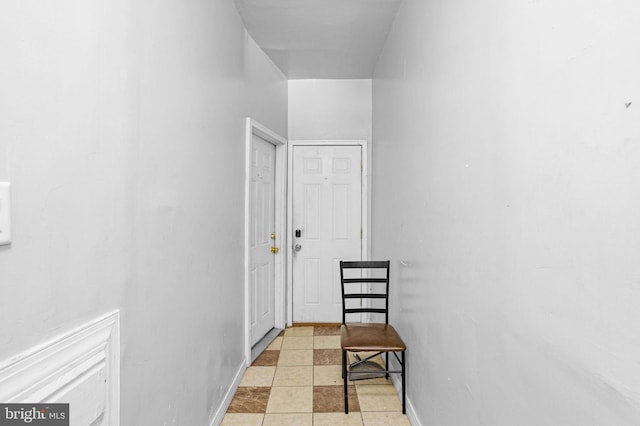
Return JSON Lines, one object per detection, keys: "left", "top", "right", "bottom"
{"left": 222, "top": 326, "right": 410, "bottom": 425}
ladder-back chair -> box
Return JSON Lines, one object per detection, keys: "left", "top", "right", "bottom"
{"left": 340, "top": 260, "right": 406, "bottom": 414}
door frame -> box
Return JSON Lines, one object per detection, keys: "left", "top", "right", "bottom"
{"left": 286, "top": 140, "right": 370, "bottom": 326}
{"left": 244, "top": 118, "right": 287, "bottom": 365}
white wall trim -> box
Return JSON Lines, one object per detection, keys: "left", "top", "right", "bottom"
{"left": 0, "top": 310, "right": 120, "bottom": 425}
{"left": 286, "top": 139, "right": 370, "bottom": 326}
{"left": 244, "top": 118, "right": 288, "bottom": 364}
{"left": 389, "top": 357, "right": 421, "bottom": 426}
{"left": 209, "top": 361, "right": 247, "bottom": 426}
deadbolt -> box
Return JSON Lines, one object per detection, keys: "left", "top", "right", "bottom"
{"left": 270, "top": 233, "right": 276, "bottom": 240}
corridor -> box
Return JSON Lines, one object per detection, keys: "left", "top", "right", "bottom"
{"left": 2, "top": 0, "right": 639, "bottom": 424}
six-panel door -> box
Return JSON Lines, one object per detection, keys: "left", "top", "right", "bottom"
{"left": 250, "top": 134, "right": 277, "bottom": 345}
{"left": 292, "top": 145, "right": 362, "bottom": 323}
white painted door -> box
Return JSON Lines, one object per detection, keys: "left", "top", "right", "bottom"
{"left": 250, "top": 134, "right": 277, "bottom": 345}
{"left": 292, "top": 145, "right": 362, "bottom": 323}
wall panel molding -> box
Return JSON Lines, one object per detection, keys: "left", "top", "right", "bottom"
{"left": 0, "top": 310, "right": 120, "bottom": 425}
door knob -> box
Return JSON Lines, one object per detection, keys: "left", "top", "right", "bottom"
{"left": 271, "top": 246, "right": 279, "bottom": 254}
{"left": 294, "top": 244, "right": 302, "bottom": 252}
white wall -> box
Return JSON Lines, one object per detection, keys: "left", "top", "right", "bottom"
{"left": 373, "top": 0, "right": 640, "bottom": 425}
{"left": 0, "top": 1, "right": 286, "bottom": 424}
{"left": 0, "top": 0, "right": 133, "bottom": 360}
{"left": 288, "top": 79, "right": 371, "bottom": 141}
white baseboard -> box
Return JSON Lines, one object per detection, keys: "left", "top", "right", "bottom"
{"left": 209, "top": 361, "right": 247, "bottom": 426}
{"left": 0, "top": 310, "right": 120, "bottom": 426}
{"left": 389, "top": 356, "right": 422, "bottom": 426}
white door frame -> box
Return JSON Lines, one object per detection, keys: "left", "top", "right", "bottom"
{"left": 286, "top": 140, "right": 370, "bottom": 326}
{"left": 244, "top": 118, "right": 287, "bottom": 364}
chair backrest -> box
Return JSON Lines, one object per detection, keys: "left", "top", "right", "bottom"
{"left": 340, "top": 260, "right": 391, "bottom": 325}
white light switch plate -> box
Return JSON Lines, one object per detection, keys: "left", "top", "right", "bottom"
{"left": 0, "top": 182, "right": 11, "bottom": 245}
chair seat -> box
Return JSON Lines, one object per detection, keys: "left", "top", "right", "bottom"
{"left": 341, "top": 323, "right": 406, "bottom": 352}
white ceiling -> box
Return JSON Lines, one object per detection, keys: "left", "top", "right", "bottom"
{"left": 234, "top": 0, "right": 403, "bottom": 79}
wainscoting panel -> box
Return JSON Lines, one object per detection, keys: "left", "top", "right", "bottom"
{"left": 0, "top": 310, "right": 120, "bottom": 425}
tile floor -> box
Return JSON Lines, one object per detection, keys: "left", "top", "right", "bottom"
{"left": 222, "top": 326, "right": 410, "bottom": 426}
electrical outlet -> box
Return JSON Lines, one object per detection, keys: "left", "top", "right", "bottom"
{"left": 0, "top": 182, "right": 11, "bottom": 245}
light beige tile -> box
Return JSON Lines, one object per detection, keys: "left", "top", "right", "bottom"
{"left": 356, "top": 384, "right": 402, "bottom": 412}
{"left": 314, "top": 335, "right": 341, "bottom": 349}
{"left": 281, "top": 336, "right": 313, "bottom": 350}
{"left": 239, "top": 366, "right": 276, "bottom": 387}
{"left": 263, "top": 413, "right": 313, "bottom": 425}
{"left": 284, "top": 326, "right": 314, "bottom": 337}
{"left": 314, "top": 412, "right": 364, "bottom": 425}
{"left": 267, "top": 336, "right": 283, "bottom": 350}
{"left": 266, "top": 386, "right": 313, "bottom": 413}
{"left": 314, "top": 365, "right": 344, "bottom": 386}
{"left": 361, "top": 412, "right": 410, "bottom": 426}
{"left": 354, "top": 382, "right": 397, "bottom": 393}
{"left": 221, "top": 413, "right": 264, "bottom": 426}
{"left": 273, "top": 365, "right": 313, "bottom": 386}
{"left": 278, "top": 349, "right": 313, "bottom": 366}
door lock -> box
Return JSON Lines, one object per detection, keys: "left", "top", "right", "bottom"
{"left": 295, "top": 229, "right": 302, "bottom": 238}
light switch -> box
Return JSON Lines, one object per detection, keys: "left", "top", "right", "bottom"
{"left": 0, "top": 182, "right": 11, "bottom": 245}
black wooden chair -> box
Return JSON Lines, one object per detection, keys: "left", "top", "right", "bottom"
{"left": 340, "top": 260, "right": 406, "bottom": 414}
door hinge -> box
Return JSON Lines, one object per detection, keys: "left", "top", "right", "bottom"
{"left": 361, "top": 160, "right": 363, "bottom": 171}
{"left": 360, "top": 228, "right": 363, "bottom": 239}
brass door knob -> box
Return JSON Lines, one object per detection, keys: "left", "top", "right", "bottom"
{"left": 271, "top": 246, "right": 279, "bottom": 254}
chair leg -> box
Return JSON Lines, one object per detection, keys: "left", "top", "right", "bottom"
{"left": 385, "top": 352, "right": 389, "bottom": 379}
{"left": 401, "top": 350, "right": 406, "bottom": 414}
{"left": 342, "top": 350, "right": 349, "bottom": 414}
